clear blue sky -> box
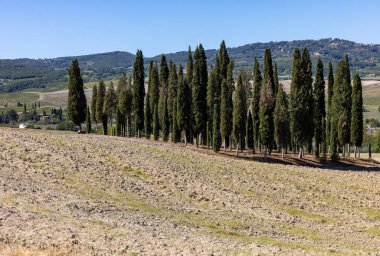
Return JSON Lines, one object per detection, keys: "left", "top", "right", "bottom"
{"left": 0, "top": 0, "right": 378, "bottom": 59}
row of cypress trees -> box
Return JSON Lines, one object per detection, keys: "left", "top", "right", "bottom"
{"left": 67, "top": 42, "right": 364, "bottom": 160}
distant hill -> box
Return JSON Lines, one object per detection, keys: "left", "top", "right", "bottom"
{"left": 1, "top": 38, "right": 380, "bottom": 92}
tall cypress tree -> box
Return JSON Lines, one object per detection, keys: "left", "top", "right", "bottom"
{"left": 226, "top": 60, "right": 234, "bottom": 149}
{"left": 104, "top": 81, "right": 117, "bottom": 128}
{"left": 144, "top": 92, "right": 151, "bottom": 139}
{"left": 185, "top": 47, "right": 193, "bottom": 144}
{"left": 274, "top": 62, "right": 279, "bottom": 95}
{"left": 177, "top": 65, "right": 187, "bottom": 144}
{"left": 232, "top": 72, "right": 247, "bottom": 156}
{"left": 313, "top": 59, "right": 326, "bottom": 157}
{"left": 67, "top": 59, "right": 87, "bottom": 131}
{"left": 186, "top": 46, "right": 193, "bottom": 86}
{"left": 252, "top": 58, "right": 262, "bottom": 151}
{"left": 91, "top": 84, "right": 97, "bottom": 123}
{"left": 96, "top": 80, "right": 107, "bottom": 135}
{"left": 162, "top": 97, "right": 169, "bottom": 142}
{"left": 246, "top": 110, "right": 254, "bottom": 150}
{"left": 132, "top": 50, "right": 145, "bottom": 137}
{"left": 159, "top": 55, "right": 169, "bottom": 126}
{"left": 326, "top": 62, "right": 334, "bottom": 153}
{"left": 168, "top": 60, "right": 178, "bottom": 135}
{"left": 116, "top": 72, "right": 127, "bottom": 136}
{"left": 301, "top": 48, "right": 314, "bottom": 154}
{"left": 332, "top": 56, "right": 352, "bottom": 157}
{"left": 172, "top": 100, "right": 179, "bottom": 142}
{"left": 219, "top": 40, "right": 230, "bottom": 80}
{"left": 274, "top": 84, "right": 289, "bottom": 158}
{"left": 207, "top": 61, "right": 217, "bottom": 146}
{"left": 86, "top": 106, "right": 91, "bottom": 133}
{"left": 259, "top": 80, "right": 275, "bottom": 156}
{"left": 220, "top": 79, "right": 230, "bottom": 151}
{"left": 149, "top": 62, "right": 160, "bottom": 123}
{"left": 192, "top": 45, "right": 208, "bottom": 146}
{"left": 351, "top": 74, "right": 363, "bottom": 158}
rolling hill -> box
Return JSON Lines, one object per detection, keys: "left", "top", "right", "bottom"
{"left": 1, "top": 38, "right": 380, "bottom": 92}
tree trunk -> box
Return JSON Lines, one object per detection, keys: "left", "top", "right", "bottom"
{"left": 79, "top": 124, "right": 82, "bottom": 132}
{"left": 299, "top": 146, "right": 303, "bottom": 159}
{"left": 348, "top": 143, "right": 351, "bottom": 157}
{"left": 281, "top": 147, "right": 284, "bottom": 159}
{"left": 369, "top": 144, "right": 371, "bottom": 159}
{"left": 235, "top": 142, "right": 239, "bottom": 156}
{"left": 224, "top": 138, "right": 226, "bottom": 151}
{"left": 358, "top": 147, "right": 361, "bottom": 158}
{"left": 184, "top": 132, "right": 187, "bottom": 146}
{"left": 342, "top": 144, "right": 345, "bottom": 158}
{"left": 229, "top": 136, "right": 232, "bottom": 152}
{"left": 354, "top": 146, "right": 357, "bottom": 158}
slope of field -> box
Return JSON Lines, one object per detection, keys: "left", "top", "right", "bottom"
{"left": 0, "top": 129, "right": 379, "bottom": 255}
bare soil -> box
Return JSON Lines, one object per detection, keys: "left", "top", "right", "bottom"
{"left": 0, "top": 128, "right": 379, "bottom": 255}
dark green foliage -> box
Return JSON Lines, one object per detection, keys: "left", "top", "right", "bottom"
{"left": 158, "top": 55, "right": 169, "bottom": 125}
{"left": 186, "top": 47, "right": 193, "bottom": 86}
{"left": 91, "top": 84, "right": 97, "bottom": 123}
{"left": 177, "top": 65, "right": 190, "bottom": 143}
{"left": 332, "top": 57, "right": 352, "bottom": 150}
{"left": 192, "top": 45, "right": 208, "bottom": 145}
{"left": 263, "top": 49, "right": 275, "bottom": 96}
{"left": 172, "top": 100, "right": 179, "bottom": 142}
{"left": 132, "top": 50, "right": 145, "bottom": 137}
{"left": 153, "top": 104, "right": 159, "bottom": 140}
{"left": 96, "top": 80, "right": 107, "bottom": 135}
{"left": 162, "top": 98, "right": 169, "bottom": 142}
{"left": 144, "top": 93, "right": 151, "bottom": 139}
{"left": 212, "top": 103, "right": 221, "bottom": 152}
{"left": 274, "top": 62, "right": 279, "bottom": 94}
{"left": 351, "top": 74, "right": 363, "bottom": 148}
{"left": 233, "top": 72, "right": 247, "bottom": 153}
{"left": 149, "top": 62, "right": 160, "bottom": 121}
{"left": 252, "top": 58, "right": 262, "bottom": 150}
{"left": 246, "top": 110, "right": 254, "bottom": 149}
{"left": 218, "top": 40, "right": 230, "bottom": 80}
{"left": 220, "top": 79, "right": 231, "bottom": 150}
{"left": 104, "top": 82, "right": 117, "bottom": 125}
{"left": 259, "top": 81, "right": 275, "bottom": 154}
{"left": 116, "top": 74, "right": 133, "bottom": 136}
{"left": 326, "top": 62, "right": 334, "bottom": 149}
{"left": 86, "top": 106, "right": 91, "bottom": 133}
{"left": 207, "top": 61, "right": 217, "bottom": 142}
{"left": 313, "top": 59, "right": 326, "bottom": 156}
{"left": 67, "top": 59, "right": 87, "bottom": 130}
{"left": 274, "top": 84, "right": 290, "bottom": 154}
{"left": 168, "top": 61, "right": 178, "bottom": 131}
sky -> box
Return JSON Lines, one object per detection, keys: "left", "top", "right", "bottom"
{"left": 0, "top": 0, "right": 378, "bottom": 59}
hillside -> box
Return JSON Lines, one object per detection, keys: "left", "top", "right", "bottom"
{"left": 0, "top": 128, "right": 379, "bottom": 255}
{"left": 1, "top": 38, "right": 380, "bottom": 92}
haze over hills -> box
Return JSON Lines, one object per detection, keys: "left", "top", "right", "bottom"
{"left": 1, "top": 38, "right": 380, "bottom": 92}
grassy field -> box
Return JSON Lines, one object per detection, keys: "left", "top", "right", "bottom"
{"left": 0, "top": 128, "right": 379, "bottom": 255}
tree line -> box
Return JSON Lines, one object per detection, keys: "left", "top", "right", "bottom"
{"left": 67, "top": 41, "right": 363, "bottom": 159}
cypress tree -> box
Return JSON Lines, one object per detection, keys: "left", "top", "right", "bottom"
{"left": 67, "top": 59, "right": 87, "bottom": 131}
{"left": 219, "top": 40, "right": 230, "bottom": 80}
{"left": 274, "top": 62, "right": 279, "bottom": 95}
{"left": 91, "top": 84, "right": 97, "bottom": 123}
{"left": 116, "top": 72, "right": 127, "bottom": 136}
{"left": 220, "top": 79, "right": 230, "bottom": 151}
{"left": 212, "top": 103, "right": 221, "bottom": 152}
{"left": 332, "top": 57, "right": 352, "bottom": 157}
{"left": 207, "top": 61, "right": 217, "bottom": 146}
{"left": 132, "top": 50, "right": 145, "bottom": 137}
{"left": 144, "top": 93, "right": 151, "bottom": 139}
{"left": 274, "top": 84, "right": 289, "bottom": 158}
{"left": 192, "top": 45, "right": 208, "bottom": 146}
{"left": 86, "top": 106, "right": 91, "bottom": 133}
{"left": 104, "top": 81, "right": 117, "bottom": 128}
{"left": 351, "top": 74, "right": 363, "bottom": 158}
{"left": 263, "top": 49, "right": 275, "bottom": 96}
{"left": 185, "top": 47, "right": 193, "bottom": 144}
{"left": 149, "top": 62, "right": 160, "bottom": 122}
{"left": 158, "top": 55, "right": 169, "bottom": 126}
{"left": 153, "top": 104, "right": 159, "bottom": 140}
{"left": 117, "top": 75, "right": 133, "bottom": 137}
{"left": 252, "top": 58, "right": 262, "bottom": 151}
{"left": 186, "top": 47, "right": 193, "bottom": 86}
{"left": 226, "top": 60, "right": 234, "bottom": 149}
{"left": 313, "top": 58, "right": 326, "bottom": 157}
{"left": 259, "top": 81, "right": 275, "bottom": 156}
{"left": 96, "top": 80, "right": 107, "bottom": 135}
{"left": 162, "top": 97, "right": 169, "bottom": 142}
{"left": 232, "top": 72, "right": 247, "bottom": 156}
{"left": 246, "top": 110, "right": 254, "bottom": 150}
{"left": 177, "top": 65, "right": 189, "bottom": 145}
{"left": 301, "top": 48, "right": 314, "bottom": 154}
{"left": 326, "top": 62, "right": 334, "bottom": 153}
{"left": 168, "top": 61, "right": 178, "bottom": 137}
